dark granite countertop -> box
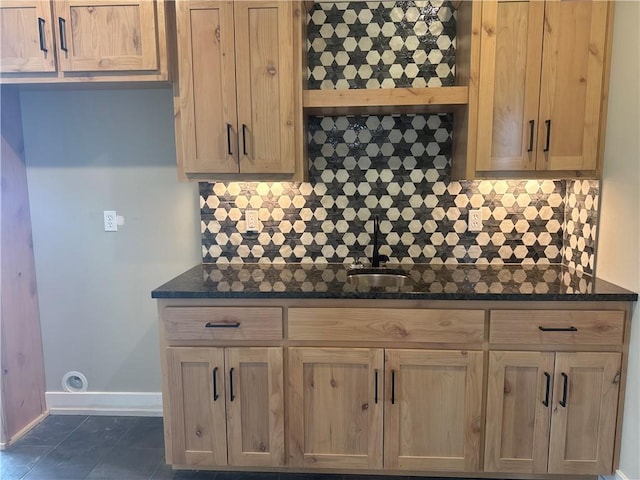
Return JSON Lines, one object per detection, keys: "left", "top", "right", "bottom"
{"left": 151, "top": 263, "right": 637, "bottom": 301}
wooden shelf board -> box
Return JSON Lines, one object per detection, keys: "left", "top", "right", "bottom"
{"left": 303, "top": 86, "right": 469, "bottom": 115}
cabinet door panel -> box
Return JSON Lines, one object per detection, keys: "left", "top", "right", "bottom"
{"left": 175, "top": 0, "right": 238, "bottom": 174}
{"left": 225, "top": 347, "right": 284, "bottom": 467}
{"left": 234, "top": 1, "right": 295, "bottom": 174}
{"left": 0, "top": 1, "right": 55, "bottom": 73}
{"left": 536, "top": 0, "right": 610, "bottom": 171}
{"left": 166, "top": 347, "right": 227, "bottom": 466}
{"left": 289, "top": 348, "right": 384, "bottom": 469}
{"left": 484, "top": 351, "right": 554, "bottom": 474}
{"left": 548, "top": 352, "right": 621, "bottom": 475}
{"left": 476, "top": 0, "right": 544, "bottom": 172}
{"left": 54, "top": 1, "right": 159, "bottom": 72}
{"left": 384, "top": 350, "right": 483, "bottom": 472}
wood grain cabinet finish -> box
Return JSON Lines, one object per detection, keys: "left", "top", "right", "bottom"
{"left": 475, "top": 0, "right": 613, "bottom": 177}
{"left": 174, "top": 0, "right": 303, "bottom": 180}
{"left": 485, "top": 351, "right": 621, "bottom": 475}
{"left": 0, "top": 1, "right": 56, "bottom": 73}
{"left": 384, "top": 349, "right": 483, "bottom": 472}
{"left": 166, "top": 346, "right": 284, "bottom": 468}
{"left": 1, "top": 0, "right": 169, "bottom": 82}
{"left": 288, "top": 347, "right": 384, "bottom": 470}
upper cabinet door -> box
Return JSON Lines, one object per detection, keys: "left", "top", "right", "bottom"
{"left": 536, "top": 0, "right": 610, "bottom": 172}
{"left": 175, "top": 0, "right": 239, "bottom": 175}
{"left": 53, "top": 1, "right": 159, "bottom": 72}
{"left": 384, "top": 349, "right": 483, "bottom": 472}
{"left": 234, "top": 1, "right": 296, "bottom": 174}
{"left": 476, "top": 0, "right": 544, "bottom": 172}
{"left": 548, "top": 352, "right": 621, "bottom": 475}
{"left": 0, "top": 1, "right": 55, "bottom": 73}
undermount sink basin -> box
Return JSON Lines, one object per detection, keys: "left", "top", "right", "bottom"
{"left": 347, "top": 272, "right": 411, "bottom": 288}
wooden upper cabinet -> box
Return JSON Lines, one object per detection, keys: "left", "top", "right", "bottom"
{"left": 53, "top": 1, "right": 159, "bottom": 72}
{"left": 475, "top": 0, "right": 613, "bottom": 177}
{"left": 288, "top": 348, "right": 384, "bottom": 470}
{"left": 0, "top": 0, "right": 169, "bottom": 83}
{"left": 174, "top": 0, "right": 303, "bottom": 180}
{"left": 0, "top": 1, "right": 56, "bottom": 73}
{"left": 536, "top": 0, "right": 610, "bottom": 172}
{"left": 547, "top": 353, "right": 621, "bottom": 475}
{"left": 384, "top": 349, "right": 483, "bottom": 472}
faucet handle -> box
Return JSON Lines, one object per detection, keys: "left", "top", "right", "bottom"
{"left": 378, "top": 254, "right": 389, "bottom": 266}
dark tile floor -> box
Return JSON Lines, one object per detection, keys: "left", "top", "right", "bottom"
{"left": 1, "top": 415, "right": 489, "bottom": 480}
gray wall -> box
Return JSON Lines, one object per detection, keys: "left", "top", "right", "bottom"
{"left": 596, "top": 2, "right": 640, "bottom": 478}
{"left": 21, "top": 88, "right": 200, "bottom": 392}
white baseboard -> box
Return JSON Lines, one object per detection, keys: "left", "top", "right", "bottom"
{"left": 46, "top": 392, "right": 162, "bottom": 416}
{"left": 616, "top": 470, "right": 630, "bottom": 480}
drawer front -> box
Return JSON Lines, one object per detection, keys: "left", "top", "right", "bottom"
{"left": 489, "top": 310, "right": 625, "bottom": 345}
{"left": 163, "top": 307, "right": 283, "bottom": 341}
{"left": 288, "top": 308, "right": 485, "bottom": 343}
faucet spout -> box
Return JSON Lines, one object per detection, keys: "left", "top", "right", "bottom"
{"left": 372, "top": 216, "right": 380, "bottom": 268}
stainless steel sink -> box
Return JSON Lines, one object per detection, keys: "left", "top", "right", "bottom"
{"left": 347, "top": 272, "right": 411, "bottom": 288}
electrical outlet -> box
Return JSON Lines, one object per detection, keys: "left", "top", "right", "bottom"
{"left": 245, "top": 210, "right": 259, "bottom": 232}
{"left": 468, "top": 209, "right": 483, "bottom": 232}
{"left": 104, "top": 211, "right": 117, "bottom": 232}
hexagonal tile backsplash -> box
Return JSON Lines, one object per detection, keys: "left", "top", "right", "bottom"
{"left": 200, "top": 114, "right": 599, "bottom": 274}
{"left": 307, "top": 1, "right": 456, "bottom": 89}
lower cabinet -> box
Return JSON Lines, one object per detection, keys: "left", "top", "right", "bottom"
{"left": 288, "top": 347, "right": 483, "bottom": 472}
{"left": 165, "top": 346, "right": 284, "bottom": 467}
{"left": 485, "top": 351, "right": 621, "bottom": 475}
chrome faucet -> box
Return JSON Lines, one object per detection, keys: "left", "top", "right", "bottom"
{"left": 371, "top": 215, "right": 389, "bottom": 268}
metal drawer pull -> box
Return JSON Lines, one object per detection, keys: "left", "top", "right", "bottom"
{"left": 242, "top": 124, "right": 248, "bottom": 156}
{"left": 560, "top": 372, "right": 568, "bottom": 407}
{"left": 543, "top": 119, "right": 551, "bottom": 152}
{"left": 38, "top": 18, "right": 47, "bottom": 52}
{"left": 205, "top": 322, "right": 241, "bottom": 328}
{"left": 226, "top": 123, "right": 233, "bottom": 155}
{"left": 212, "top": 367, "right": 219, "bottom": 401}
{"left": 538, "top": 326, "right": 577, "bottom": 332}
{"left": 527, "top": 120, "right": 534, "bottom": 152}
{"left": 391, "top": 369, "right": 396, "bottom": 405}
{"left": 543, "top": 372, "right": 551, "bottom": 407}
{"left": 229, "top": 367, "right": 235, "bottom": 402}
{"left": 374, "top": 369, "right": 379, "bottom": 404}
{"left": 58, "top": 17, "right": 68, "bottom": 52}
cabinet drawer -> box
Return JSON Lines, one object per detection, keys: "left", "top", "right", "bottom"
{"left": 288, "top": 308, "right": 484, "bottom": 343}
{"left": 163, "top": 307, "right": 282, "bottom": 341}
{"left": 489, "top": 310, "right": 624, "bottom": 345}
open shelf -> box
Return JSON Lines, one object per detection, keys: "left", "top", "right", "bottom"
{"left": 303, "top": 86, "right": 469, "bottom": 115}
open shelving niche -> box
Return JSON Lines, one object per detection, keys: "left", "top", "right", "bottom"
{"left": 301, "top": 1, "right": 481, "bottom": 180}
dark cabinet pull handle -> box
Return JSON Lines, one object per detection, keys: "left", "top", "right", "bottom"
{"left": 391, "top": 370, "right": 396, "bottom": 405}
{"left": 527, "top": 120, "right": 535, "bottom": 152}
{"left": 226, "top": 123, "right": 233, "bottom": 155}
{"left": 543, "top": 372, "right": 551, "bottom": 407}
{"left": 58, "top": 17, "right": 67, "bottom": 52}
{"left": 242, "top": 124, "right": 248, "bottom": 156}
{"left": 212, "top": 367, "right": 219, "bottom": 401}
{"left": 538, "top": 326, "right": 577, "bottom": 332}
{"left": 205, "top": 322, "right": 241, "bottom": 328}
{"left": 38, "top": 18, "right": 47, "bottom": 52}
{"left": 543, "top": 119, "right": 551, "bottom": 152}
{"left": 560, "top": 372, "right": 568, "bottom": 407}
{"left": 229, "top": 367, "right": 235, "bottom": 402}
{"left": 374, "top": 369, "right": 379, "bottom": 404}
